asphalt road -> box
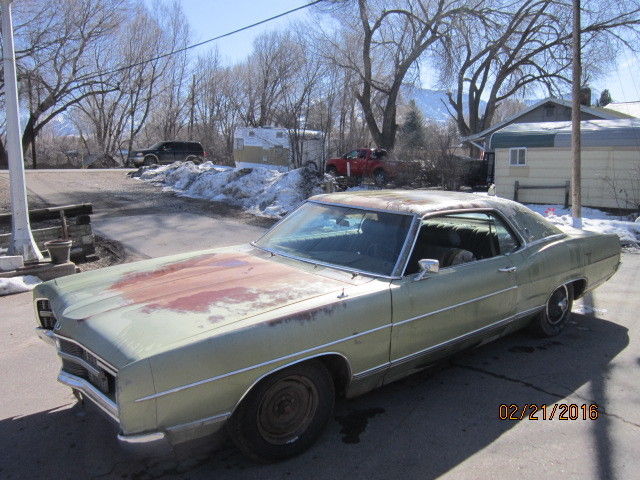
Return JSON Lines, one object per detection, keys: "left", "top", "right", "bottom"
{"left": 1, "top": 170, "right": 639, "bottom": 479}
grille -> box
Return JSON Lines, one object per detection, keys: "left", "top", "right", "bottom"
{"left": 58, "top": 339, "right": 116, "bottom": 398}
{"left": 36, "top": 299, "right": 56, "bottom": 329}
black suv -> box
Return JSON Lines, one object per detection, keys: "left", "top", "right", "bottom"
{"left": 129, "top": 141, "right": 206, "bottom": 167}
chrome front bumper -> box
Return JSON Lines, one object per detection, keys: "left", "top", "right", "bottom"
{"left": 37, "top": 328, "right": 171, "bottom": 455}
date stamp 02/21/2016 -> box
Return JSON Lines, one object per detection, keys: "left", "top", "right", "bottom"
{"left": 498, "top": 404, "right": 600, "bottom": 421}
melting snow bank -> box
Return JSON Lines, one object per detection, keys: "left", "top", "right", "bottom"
{"left": 0, "top": 275, "right": 41, "bottom": 296}
{"left": 133, "top": 162, "right": 325, "bottom": 218}
{"left": 524, "top": 204, "right": 640, "bottom": 247}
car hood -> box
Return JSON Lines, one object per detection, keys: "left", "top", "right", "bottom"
{"left": 40, "top": 247, "right": 356, "bottom": 367}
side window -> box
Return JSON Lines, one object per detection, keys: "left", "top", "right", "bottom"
{"left": 344, "top": 150, "right": 359, "bottom": 159}
{"left": 509, "top": 147, "right": 526, "bottom": 166}
{"left": 404, "top": 211, "right": 520, "bottom": 275}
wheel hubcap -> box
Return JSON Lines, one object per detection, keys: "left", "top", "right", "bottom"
{"left": 547, "top": 285, "right": 569, "bottom": 325}
{"left": 257, "top": 375, "right": 318, "bottom": 445}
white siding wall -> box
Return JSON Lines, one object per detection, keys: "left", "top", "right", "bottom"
{"left": 494, "top": 147, "right": 640, "bottom": 209}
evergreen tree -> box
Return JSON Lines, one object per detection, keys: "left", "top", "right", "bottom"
{"left": 400, "top": 100, "right": 426, "bottom": 149}
{"left": 598, "top": 89, "right": 613, "bottom": 107}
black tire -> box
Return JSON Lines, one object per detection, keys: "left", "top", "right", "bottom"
{"left": 304, "top": 161, "right": 318, "bottom": 172}
{"left": 227, "top": 360, "right": 335, "bottom": 463}
{"left": 528, "top": 284, "right": 573, "bottom": 337}
{"left": 373, "top": 169, "right": 387, "bottom": 186}
{"left": 185, "top": 155, "right": 203, "bottom": 164}
{"left": 326, "top": 165, "right": 338, "bottom": 176}
{"left": 143, "top": 155, "right": 158, "bottom": 167}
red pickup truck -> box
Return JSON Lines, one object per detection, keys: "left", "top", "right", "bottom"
{"left": 326, "top": 148, "right": 398, "bottom": 186}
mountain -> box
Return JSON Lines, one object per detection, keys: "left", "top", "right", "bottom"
{"left": 401, "top": 85, "right": 487, "bottom": 123}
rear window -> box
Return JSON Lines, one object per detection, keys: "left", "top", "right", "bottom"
{"left": 187, "top": 142, "right": 203, "bottom": 153}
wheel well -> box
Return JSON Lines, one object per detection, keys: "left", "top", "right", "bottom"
{"left": 317, "top": 354, "right": 351, "bottom": 397}
{"left": 570, "top": 279, "right": 587, "bottom": 299}
{"left": 232, "top": 354, "right": 352, "bottom": 416}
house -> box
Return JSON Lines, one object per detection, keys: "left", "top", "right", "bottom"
{"left": 462, "top": 97, "right": 631, "bottom": 181}
{"left": 233, "top": 126, "right": 325, "bottom": 171}
{"left": 490, "top": 119, "right": 640, "bottom": 210}
{"left": 604, "top": 101, "right": 640, "bottom": 119}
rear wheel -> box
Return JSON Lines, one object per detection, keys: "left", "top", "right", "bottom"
{"left": 227, "top": 361, "right": 334, "bottom": 463}
{"left": 185, "top": 155, "right": 203, "bottom": 164}
{"left": 326, "top": 165, "right": 338, "bottom": 176}
{"left": 143, "top": 155, "right": 158, "bottom": 167}
{"left": 529, "top": 284, "right": 573, "bottom": 337}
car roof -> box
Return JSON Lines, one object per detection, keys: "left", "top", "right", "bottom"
{"left": 311, "top": 190, "right": 516, "bottom": 217}
{"left": 310, "top": 190, "right": 564, "bottom": 243}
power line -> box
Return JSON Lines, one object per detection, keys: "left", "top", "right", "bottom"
{"left": 98, "top": 0, "right": 324, "bottom": 78}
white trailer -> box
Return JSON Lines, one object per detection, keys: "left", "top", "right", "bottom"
{"left": 233, "top": 126, "right": 324, "bottom": 171}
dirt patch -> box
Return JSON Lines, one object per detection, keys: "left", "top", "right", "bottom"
{"left": 76, "top": 235, "right": 131, "bottom": 272}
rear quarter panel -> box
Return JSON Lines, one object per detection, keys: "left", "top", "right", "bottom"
{"left": 511, "top": 232, "right": 620, "bottom": 312}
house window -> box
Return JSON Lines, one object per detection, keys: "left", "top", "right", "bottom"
{"left": 248, "top": 131, "right": 255, "bottom": 136}
{"left": 509, "top": 148, "right": 526, "bottom": 166}
{"left": 235, "top": 138, "right": 244, "bottom": 150}
{"left": 276, "top": 131, "right": 284, "bottom": 138}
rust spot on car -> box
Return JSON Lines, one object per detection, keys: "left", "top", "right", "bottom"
{"left": 267, "top": 304, "right": 342, "bottom": 327}
{"left": 109, "top": 252, "right": 346, "bottom": 315}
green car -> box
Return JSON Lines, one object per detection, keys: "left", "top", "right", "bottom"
{"left": 34, "top": 191, "right": 620, "bottom": 461}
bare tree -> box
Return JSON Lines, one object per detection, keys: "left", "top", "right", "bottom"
{"left": 71, "top": 2, "right": 178, "bottom": 163}
{"left": 0, "top": 0, "right": 127, "bottom": 167}
{"left": 320, "top": 0, "right": 482, "bottom": 152}
{"left": 438, "top": 0, "right": 640, "bottom": 138}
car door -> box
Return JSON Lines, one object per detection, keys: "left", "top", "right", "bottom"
{"left": 343, "top": 150, "right": 359, "bottom": 176}
{"left": 158, "top": 142, "right": 176, "bottom": 163}
{"left": 385, "top": 211, "right": 519, "bottom": 384}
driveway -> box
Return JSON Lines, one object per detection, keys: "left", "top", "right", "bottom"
{"left": 0, "top": 169, "right": 273, "bottom": 259}
{"left": 1, "top": 251, "right": 638, "bottom": 479}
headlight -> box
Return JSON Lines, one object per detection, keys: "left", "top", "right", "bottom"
{"left": 36, "top": 299, "right": 56, "bottom": 329}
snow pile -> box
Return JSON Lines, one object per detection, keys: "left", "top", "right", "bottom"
{"left": 137, "top": 162, "right": 324, "bottom": 218}
{"left": 525, "top": 204, "right": 640, "bottom": 246}
{"left": 0, "top": 275, "right": 41, "bottom": 296}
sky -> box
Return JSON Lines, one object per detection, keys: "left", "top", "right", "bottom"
{"left": 175, "top": 0, "right": 639, "bottom": 104}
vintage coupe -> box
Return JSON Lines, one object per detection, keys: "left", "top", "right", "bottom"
{"left": 34, "top": 191, "right": 620, "bottom": 461}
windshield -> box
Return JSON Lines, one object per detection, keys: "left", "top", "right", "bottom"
{"left": 255, "top": 202, "right": 413, "bottom": 276}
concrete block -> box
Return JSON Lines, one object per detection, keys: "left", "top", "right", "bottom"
{"left": 0, "top": 255, "right": 24, "bottom": 271}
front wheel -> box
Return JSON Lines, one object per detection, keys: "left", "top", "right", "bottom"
{"left": 529, "top": 284, "right": 573, "bottom": 337}
{"left": 227, "top": 361, "right": 335, "bottom": 463}
{"left": 326, "top": 165, "right": 338, "bottom": 176}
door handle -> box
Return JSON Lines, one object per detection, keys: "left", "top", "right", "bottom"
{"left": 498, "top": 267, "right": 517, "bottom": 273}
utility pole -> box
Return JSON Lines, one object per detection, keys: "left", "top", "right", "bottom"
{"left": 188, "top": 74, "right": 196, "bottom": 140}
{"left": 571, "top": 0, "right": 582, "bottom": 227}
{"left": 1, "top": 0, "right": 44, "bottom": 262}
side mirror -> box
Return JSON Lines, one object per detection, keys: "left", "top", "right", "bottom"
{"left": 415, "top": 259, "right": 439, "bottom": 281}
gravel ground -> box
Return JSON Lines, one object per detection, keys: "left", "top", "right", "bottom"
{"left": 0, "top": 169, "right": 276, "bottom": 229}
{"left": 0, "top": 168, "right": 277, "bottom": 266}
{"left": 0, "top": 173, "right": 49, "bottom": 212}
